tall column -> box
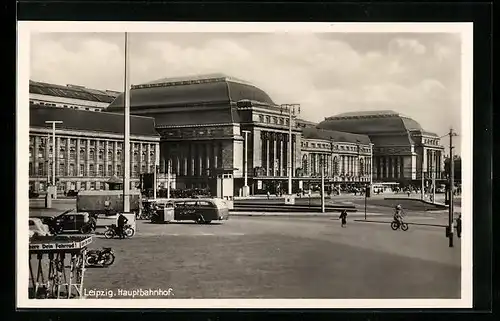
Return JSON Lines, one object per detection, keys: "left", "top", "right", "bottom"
{"left": 213, "top": 142, "right": 219, "bottom": 171}
{"left": 190, "top": 144, "right": 195, "bottom": 177}
{"left": 265, "top": 135, "right": 270, "bottom": 176}
{"left": 422, "top": 148, "right": 427, "bottom": 179}
{"left": 205, "top": 144, "right": 211, "bottom": 176}
{"left": 279, "top": 136, "right": 284, "bottom": 176}
{"left": 272, "top": 134, "right": 277, "bottom": 176}
{"left": 385, "top": 157, "right": 389, "bottom": 179}
{"left": 198, "top": 144, "right": 204, "bottom": 176}
{"left": 66, "top": 138, "right": 70, "bottom": 176}
{"left": 394, "top": 156, "right": 400, "bottom": 178}
{"left": 146, "top": 143, "right": 151, "bottom": 173}
{"left": 55, "top": 137, "right": 61, "bottom": 179}
{"left": 76, "top": 139, "right": 81, "bottom": 177}
{"left": 33, "top": 136, "right": 40, "bottom": 176}
{"left": 113, "top": 141, "right": 118, "bottom": 176}
{"left": 138, "top": 143, "right": 143, "bottom": 174}
{"left": 182, "top": 145, "right": 188, "bottom": 176}
{"left": 85, "top": 139, "right": 90, "bottom": 176}
{"left": 103, "top": 141, "right": 108, "bottom": 176}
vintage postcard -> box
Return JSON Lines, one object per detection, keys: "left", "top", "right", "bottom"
{"left": 17, "top": 22, "right": 473, "bottom": 309}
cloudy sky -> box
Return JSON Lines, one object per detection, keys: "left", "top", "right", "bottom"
{"left": 30, "top": 32, "right": 462, "bottom": 151}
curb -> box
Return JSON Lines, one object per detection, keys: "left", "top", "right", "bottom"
{"left": 230, "top": 212, "right": 383, "bottom": 218}
{"left": 353, "top": 219, "right": 447, "bottom": 228}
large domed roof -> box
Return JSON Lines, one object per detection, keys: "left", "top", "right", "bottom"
{"left": 317, "top": 110, "right": 424, "bottom": 134}
{"left": 106, "top": 73, "right": 276, "bottom": 111}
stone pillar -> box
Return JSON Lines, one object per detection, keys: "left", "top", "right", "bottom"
{"left": 213, "top": 143, "right": 219, "bottom": 171}
{"left": 190, "top": 144, "right": 195, "bottom": 176}
{"left": 55, "top": 137, "right": 61, "bottom": 179}
{"left": 113, "top": 141, "right": 118, "bottom": 176}
{"left": 265, "top": 134, "right": 270, "bottom": 176}
{"left": 66, "top": 138, "right": 70, "bottom": 176}
{"left": 394, "top": 157, "right": 399, "bottom": 178}
{"left": 198, "top": 144, "right": 203, "bottom": 177}
{"left": 76, "top": 139, "right": 81, "bottom": 177}
{"left": 278, "top": 134, "right": 286, "bottom": 176}
{"left": 146, "top": 143, "right": 151, "bottom": 173}
{"left": 33, "top": 136, "right": 39, "bottom": 176}
{"left": 253, "top": 129, "right": 262, "bottom": 168}
{"left": 206, "top": 144, "right": 211, "bottom": 176}
{"left": 422, "top": 148, "right": 427, "bottom": 179}
{"left": 103, "top": 141, "right": 108, "bottom": 176}
{"left": 86, "top": 139, "right": 90, "bottom": 176}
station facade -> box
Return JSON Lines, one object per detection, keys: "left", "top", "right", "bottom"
{"left": 29, "top": 73, "right": 444, "bottom": 196}
{"left": 106, "top": 74, "right": 374, "bottom": 195}
{"left": 317, "top": 111, "right": 445, "bottom": 185}
{"left": 29, "top": 105, "right": 161, "bottom": 193}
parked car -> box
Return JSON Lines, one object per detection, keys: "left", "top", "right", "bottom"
{"left": 66, "top": 190, "right": 78, "bottom": 197}
{"left": 29, "top": 190, "right": 39, "bottom": 199}
{"left": 29, "top": 218, "right": 51, "bottom": 237}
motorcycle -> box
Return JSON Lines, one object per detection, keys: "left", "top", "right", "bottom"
{"left": 104, "top": 224, "right": 135, "bottom": 239}
{"left": 79, "top": 219, "right": 97, "bottom": 234}
{"left": 85, "top": 247, "right": 115, "bottom": 267}
{"left": 391, "top": 219, "right": 409, "bottom": 231}
{"left": 137, "top": 208, "right": 153, "bottom": 220}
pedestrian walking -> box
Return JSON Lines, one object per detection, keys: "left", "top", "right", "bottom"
{"left": 266, "top": 190, "right": 270, "bottom": 200}
{"left": 339, "top": 210, "right": 348, "bottom": 228}
{"left": 455, "top": 214, "right": 462, "bottom": 238}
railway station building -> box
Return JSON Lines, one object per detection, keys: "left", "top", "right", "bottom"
{"left": 29, "top": 73, "right": 444, "bottom": 196}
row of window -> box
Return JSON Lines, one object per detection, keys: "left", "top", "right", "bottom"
{"left": 424, "top": 138, "right": 439, "bottom": 145}
{"left": 301, "top": 141, "right": 369, "bottom": 153}
{"left": 30, "top": 137, "right": 155, "bottom": 152}
{"left": 258, "top": 114, "right": 290, "bottom": 126}
{"left": 29, "top": 162, "right": 156, "bottom": 177}
{"left": 29, "top": 147, "right": 155, "bottom": 163}
{"left": 30, "top": 100, "right": 103, "bottom": 112}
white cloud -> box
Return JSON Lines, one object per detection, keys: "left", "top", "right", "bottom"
{"left": 389, "top": 38, "right": 427, "bottom": 55}
{"left": 29, "top": 32, "right": 461, "bottom": 141}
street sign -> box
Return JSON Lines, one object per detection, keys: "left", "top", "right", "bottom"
{"left": 257, "top": 180, "right": 262, "bottom": 189}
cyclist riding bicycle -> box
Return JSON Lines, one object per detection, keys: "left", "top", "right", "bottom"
{"left": 394, "top": 204, "right": 404, "bottom": 225}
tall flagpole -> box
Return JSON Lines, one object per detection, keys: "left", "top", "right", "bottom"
{"left": 123, "top": 32, "right": 131, "bottom": 213}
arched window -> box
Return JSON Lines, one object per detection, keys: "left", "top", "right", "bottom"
{"left": 117, "top": 150, "right": 122, "bottom": 160}
{"left": 80, "top": 149, "right": 85, "bottom": 160}
{"left": 59, "top": 148, "right": 65, "bottom": 159}
{"left": 141, "top": 152, "right": 146, "bottom": 162}
{"left": 89, "top": 164, "right": 95, "bottom": 176}
{"left": 359, "top": 158, "right": 364, "bottom": 176}
{"left": 108, "top": 151, "right": 113, "bottom": 161}
{"left": 70, "top": 148, "right": 76, "bottom": 160}
{"left": 89, "top": 149, "right": 95, "bottom": 160}
{"left": 333, "top": 156, "right": 338, "bottom": 176}
{"left": 98, "top": 150, "right": 104, "bottom": 161}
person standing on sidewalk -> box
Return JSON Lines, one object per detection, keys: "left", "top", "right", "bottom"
{"left": 455, "top": 214, "right": 462, "bottom": 238}
{"left": 339, "top": 210, "right": 348, "bottom": 228}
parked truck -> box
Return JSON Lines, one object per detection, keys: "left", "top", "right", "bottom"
{"left": 76, "top": 190, "right": 142, "bottom": 216}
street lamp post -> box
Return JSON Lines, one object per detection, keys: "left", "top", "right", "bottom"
{"left": 45, "top": 120, "right": 63, "bottom": 200}
{"left": 123, "top": 32, "right": 131, "bottom": 213}
{"left": 242, "top": 130, "right": 251, "bottom": 197}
